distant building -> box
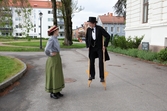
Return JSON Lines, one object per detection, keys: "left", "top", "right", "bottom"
{"left": 73, "top": 25, "right": 85, "bottom": 42}
{"left": 125, "top": 0, "right": 167, "bottom": 52}
{"left": 0, "top": 0, "right": 65, "bottom": 38}
{"left": 74, "top": 13, "right": 125, "bottom": 40}
{"left": 97, "top": 13, "right": 125, "bottom": 37}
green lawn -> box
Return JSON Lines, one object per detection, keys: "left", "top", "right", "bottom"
{"left": 0, "top": 46, "right": 43, "bottom": 52}
{"left": 0, "top": 40, "right": 86, "bottom": 51}
{"left": 3, "top": 40, "right": 47, "bottom": 47}
{"left": 0, "top": 56, "right": 24, "bottom": 83}
{"left": 0, "top": 38, "right": 28, "bottom": 42}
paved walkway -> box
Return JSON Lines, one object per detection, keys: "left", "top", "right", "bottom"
{"left": 0, "top": 48, "right": 167, "bottom": 111}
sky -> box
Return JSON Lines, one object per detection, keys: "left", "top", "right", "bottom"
{"left": 72, "top": 0, "right": 118, "bottom": 29}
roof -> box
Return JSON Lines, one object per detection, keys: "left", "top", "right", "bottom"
{"left": 10, "top": 0, "right": 61, "bottom": 9}
{"left": 29, "top": 0, "right": 52, "bottom": 8}
{"left": 98, "top": 13, "right": 125, "bottom": 24}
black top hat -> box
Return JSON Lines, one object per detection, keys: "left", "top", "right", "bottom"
{"left": 87, "top": 17, "right": 97, "bottom": 23}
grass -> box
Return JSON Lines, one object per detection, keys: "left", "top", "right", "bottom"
{"left": 0, "top": 38, "right": 28, "bottom": 42}
{"left": 3, "top": 40, "right": 48, "bottom": 47}
{"left": 0, "top": 56, "right": 24, "bottom": 83}
{"left": 61, "top": 42, "right": 86, "bottom": 48}
{"left": 0, "top": 40, "right": 86, "bottom": 51}
{"left": 0, "top": 46, "right": 43, "bottom": 52}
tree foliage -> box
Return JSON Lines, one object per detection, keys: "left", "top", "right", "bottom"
{"left": 0, "top": 0, "right": 13, "bottom": 36}
{"left": 50, "top": 0, "right": 83, "bottom": 46}
{"left": 0, "top": 0, "right": 33, "bottom": 38}
{"left": 114, "top": 0, "right": 126, "bottom": 20}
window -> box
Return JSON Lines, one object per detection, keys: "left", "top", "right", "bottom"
{"left": 111, "top": 27, "right": 113, "bottom": 32}
{"left": 2, "top": 33, "right": 8, "bottom": 36}
{"left": 16, "top": 33, "right": 22, "bottom": 36}
{"left": 117, "top": 27, "right": 120, "bottom": 33}
{"left": 60, "top": 26, "right": 63, "bottom": 29}
{"left": 15, "top": 17, "right": 21, "bottom": 21}
{"left": 48, "top": 10, "right": 51, "bottom": 14}
{"left": 48, "top": 26, "right": 51, "bottom": 29}
{"left": 105, "top": 27, "right": 107, "bottom": 31}
{"left": 34, "top": 28, "right": 36, "bottom": 32}
{"left": 57, "top": 9, "right": 62, "bottom": 15}
{"left": 57, "top": 18, "right": 64, "bottom": 22}
{"left": 143, "top": 0, "right": 149, "bottom": 23}
{"left": 15, "top": 17, "right": 18, "bottom": 21}
{"left": 16, "top": 25, "right": 18, "bottom": 28}
{"left": 48, "top": 18, "right": 53, "bottom": 22}
{"left": 48, "top": 10, "right": 53, "bottom": 14}
{"left": 18, "top": 24, "right": 22, "bottom": 28}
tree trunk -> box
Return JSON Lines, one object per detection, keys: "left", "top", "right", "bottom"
{"left": 61, "top": 0, "right": 73, "bottom": 46}
{"left": 51, "top": 0, "right": 57, "bottom": 25}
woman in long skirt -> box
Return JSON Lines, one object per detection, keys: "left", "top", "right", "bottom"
{"left": 44, "top": 25, "right": 65, "bottom": 99}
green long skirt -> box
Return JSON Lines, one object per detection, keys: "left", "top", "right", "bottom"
{"left": 45, "top": 53, "right": 65, "bottom": 93}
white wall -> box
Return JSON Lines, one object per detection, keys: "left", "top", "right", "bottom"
{"left": 125, "top": 0, "right": 167, "bottom": 48}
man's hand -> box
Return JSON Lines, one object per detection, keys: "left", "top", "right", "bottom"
{"left": 103, "top": 46, "right": 106, "bottom": 50}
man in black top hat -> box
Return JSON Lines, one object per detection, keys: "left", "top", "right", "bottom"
{"left": 86, "top": 17, "right": 110, "bottom": 82}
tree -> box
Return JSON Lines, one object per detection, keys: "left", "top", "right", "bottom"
{"left": 114, "top": 0, "right": 126, "bottom": 20}
{"left": 51, "top": 0, "right": 57, "bottom": 25}
{"left": 13, "top": 0, "right": 33, "bottom": 40}
{"left": 50, "top": 0, "right": 83, "bottom": 46}
{"left": 60, "top": 0, "right": 83, "bottom": 46}
{"left": 0, "top": 0, "right": 33, "bottom": 38}
{"left": 15, "top": 8, "right": 33, "bottom": 39}
{"left": 60, "top": 0, "right": 73, "bottom": 45}
{"left": 0, "top": 0, "right": 13, "bottom": 36}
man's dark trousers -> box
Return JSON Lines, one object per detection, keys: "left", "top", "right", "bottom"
{"left": 89, "top": 46, "right": 104, "bottom": 79}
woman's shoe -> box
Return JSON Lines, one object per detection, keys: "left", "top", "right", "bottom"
{"left": 57, "top": 92, "right": 63, "bottom": 97}
{"left": 50, "top": 93, "right": 59, "bottom": 99}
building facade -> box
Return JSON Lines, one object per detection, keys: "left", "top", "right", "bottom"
{"left": 0, "top": 0, "right": 65, "bottom": 38}
{"left": 97, "top": 13, "right": 125, "bottom": 37}
{"left": 125, "top": 0, "right": 167, "bottom": 52}
{"left": 0, "top": 7, "right": 13, "bottom": 36}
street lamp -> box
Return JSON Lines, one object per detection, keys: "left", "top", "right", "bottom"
{"left": 39, "top": 12, "right": 43, "bottom": 49}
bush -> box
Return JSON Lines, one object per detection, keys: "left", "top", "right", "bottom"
{"left": 111, "top": 35, "right": 144, "bottom": 49}
{"left": 126, "top": 37, "right": 134, "bottom": 49}
{"left": 112, "top": 35, "right": 127, "bottom": 49}
{"left": 157, "top": 49, "right": 167, "bottom": 62}
{"left": 134, "top": 36, "right": 144, "bottom": 48}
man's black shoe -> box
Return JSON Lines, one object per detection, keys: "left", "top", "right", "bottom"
{"left": 88, "top": 77, "right": 95, "bottom": 80}
{"left": 100, "top": 78, "right": 105, "bottom": 82}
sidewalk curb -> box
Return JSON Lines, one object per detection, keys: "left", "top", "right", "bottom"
{"left": 0, "top": 57, "right": 27, "bottom": 91}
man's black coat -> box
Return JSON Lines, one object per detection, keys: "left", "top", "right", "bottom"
{"left": 85, "top": 25, "right": 110, "bottom": 61}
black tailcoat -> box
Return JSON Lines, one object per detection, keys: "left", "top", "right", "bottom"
{"left": 85, "top": 25, "right": 110, "bottom": 61}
